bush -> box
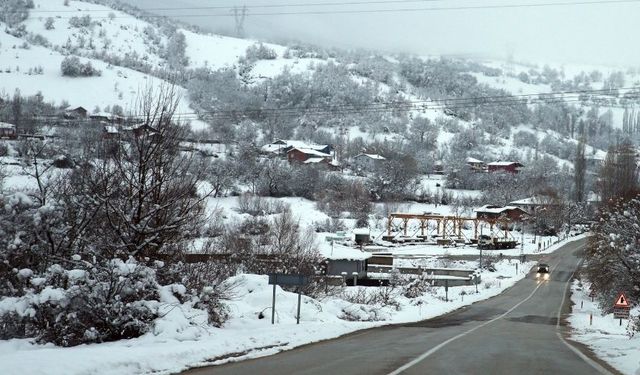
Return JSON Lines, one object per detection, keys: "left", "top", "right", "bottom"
{"left": 69, "top": 15, "right": 92, "bottom": 28}
{"left": 44, "top": 17, "right": 55, "bottom": 30}
{"left": 60, "top": 56, "right": 101, "bottom": 77}
{"left": 0, "top": 259, "right": 160, "bottom": 346}
{"left": 244, "top": 43, "right": 277, "bottom": 61}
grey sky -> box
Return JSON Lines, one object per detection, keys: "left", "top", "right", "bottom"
{"left": 124, "top": 0, "right": 640, "bottom": 66}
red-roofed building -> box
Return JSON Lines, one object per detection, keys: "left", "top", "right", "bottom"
{"left": 487, "top": 161, "right": 523, "bottom": 174}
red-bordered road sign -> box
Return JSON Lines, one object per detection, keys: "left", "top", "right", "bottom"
{"left": 614, "top": 293, "right": 630, "bottom": 308}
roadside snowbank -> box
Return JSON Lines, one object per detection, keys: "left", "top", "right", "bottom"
{"left": 0, "top": 259, "right": 532, "bottom": 375}
{"left": 567, "top": 281, "right": 640, "bottom": 375}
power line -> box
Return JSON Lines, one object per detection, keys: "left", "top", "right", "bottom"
{"left": 33, "top": 86, "right": 639, "bottom": 122}
{"left": 23, "top": 0, "right": 460, "bottom": 14}
{"left": 20, "top": 0, "right": 640, "bottom": 19}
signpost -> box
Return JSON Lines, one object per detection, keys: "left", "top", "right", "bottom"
{"left": 268, "top": 273, "right": 310, "bottom": 325}
{"left": 444, "top": 279, "right": 449, "bottom": 302}
{"left": 613, "top": 292, "right": 631, "bottom": 326}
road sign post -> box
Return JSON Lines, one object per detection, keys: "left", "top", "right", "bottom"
{"left": 296, "top": 289, "right": 302, "bottom": 325}
{"left": 613, "top": 292, "right": 631, "bottom": 325}
{"left": 268, "top": 273, "right": 310, "bottom": 325}
{"left": 445, "top": 279, "right": 449, "bottom": 302}
{"left": 271, "top": 283, "right": 276, "bottom": 325}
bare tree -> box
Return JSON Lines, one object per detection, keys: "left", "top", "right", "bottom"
{"left": 83, "top": 85, "right": 213, "bottom": 259}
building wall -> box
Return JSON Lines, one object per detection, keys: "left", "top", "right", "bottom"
{"left": 326, "top": 259, "right": 366, "bottom": 277}
{"left": 488, "top": 164, "right": 519, "bottom": 174}
{"left": 288, "top": 149, "right": 310, "bottom": 163}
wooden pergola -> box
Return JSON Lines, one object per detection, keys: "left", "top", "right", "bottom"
{"left": 386, "top": 213, "right": 518, "bottom": 241}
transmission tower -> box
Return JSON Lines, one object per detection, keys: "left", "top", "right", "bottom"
{"left": 232, "top": 5, "right": 248, "bottom": 38}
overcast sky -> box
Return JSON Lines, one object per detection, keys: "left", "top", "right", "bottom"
{"left": 124, "top": 0, "right": 640, "bottom": 67}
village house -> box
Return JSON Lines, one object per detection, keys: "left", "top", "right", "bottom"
{"left": 475, "top": 205, "right": 528, "bottom": 222}
{"left": 487, "top": 161, "right": 523, "bottom": 174}
{"left": 0, "top": 122, "right": 17, "bottom": 139}
{"left": 509, "top": 195, "right": 561, "bottom": 215}
{"left": 102, "top": 125, "right": 119, "bottom": 139}
{"left": 353, "top": 153, "right": 386, "bottom": 171}
{"left": 466, "top": 157, "right": 486, "bottom": 172}
{"left": 122, "top": 123, "right": 159, "bottom": 138}
{"left": 63, "top": 106, "right": 88, "bottom": 119}
{"left": 261, "top": 139, "right": 333, "bottom": 156}
{"left": 287, "top": 147, "right": 332, "bottom": 163}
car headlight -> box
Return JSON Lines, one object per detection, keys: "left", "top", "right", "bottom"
{"left": 536, "top": 273, "right": 540, "bottom": 277}
{"left": 544, "top": 274, "right": 550, "bottom": 280}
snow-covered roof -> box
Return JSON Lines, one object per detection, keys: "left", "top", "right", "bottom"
{"left": 475, "top": 205, "right": 524, "bottom": 214}
{"left": 290, "top": 147, "right": 331, "bottom": 157}
{"left": 0, "top": 122, "right": 16, "bottom": 129}
{"left": 303, "top": 157, "right": 326, "bottom": 164}
{"left": 466, "top": 157, "right": 484, "bottom": 164}
{"left": 487, "top": 161, "right": 521, "bottom": 166}
{"left": 104, "top": 125, "right": 118, "bottom": 134}
{"left": 356, "top": 153, "right": 386, "bottom": 160}
{"left": 261, "top": 140, "right": 329, "bottom": 154}
{"left": 509, "top": 196, "right": 560, "bottom": 206}
{"left": 323, "top": 245, "right": 372, "bottom": 261}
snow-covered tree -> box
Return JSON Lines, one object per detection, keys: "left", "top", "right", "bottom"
{"left": 585, "top": 197, "right": 640, "bottom": 311}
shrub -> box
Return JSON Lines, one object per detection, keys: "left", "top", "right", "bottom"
{"left": 244, "top": 43, "right": 277, "bottom": 61}
{"left": 69, "top": 15, "right": 92, "bottom": 28}
{"left": 44, "top": 17, "right": 55, "bottom": 30}
{"left": 60, "top": 56, "right": 101, "bottom": 77}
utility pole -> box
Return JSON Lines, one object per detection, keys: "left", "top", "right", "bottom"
{"left": 232, "top": 5, "right": 248, "bottom": 38}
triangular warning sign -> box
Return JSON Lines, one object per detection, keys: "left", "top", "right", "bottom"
{"left": 614, "top": 293, "right": 629, "bottom": 307}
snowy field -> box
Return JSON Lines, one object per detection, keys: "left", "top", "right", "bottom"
{"left": 568, "top": 281, "right": 640, "bottom": 375}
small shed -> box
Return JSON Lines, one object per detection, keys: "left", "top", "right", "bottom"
{"left": 323, "top": 245, "right": 371, "bottom": 279}
{"left": 353, "top": 228, "right": 371, "bottom": 245}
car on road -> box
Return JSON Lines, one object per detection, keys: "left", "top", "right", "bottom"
{"left": 536, "top": 263, "right": 550, "bottom": 280}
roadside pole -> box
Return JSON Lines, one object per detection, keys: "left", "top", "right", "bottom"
{"left": 296, "top": 289, "right": 302, "bottom": 325}
{"left": 271, "top": 283, "right": 276, "bottom": 325}
{"left": 445, "top": 279, "right": 449, "bottom": 302}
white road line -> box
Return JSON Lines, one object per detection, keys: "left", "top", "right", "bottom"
{"left": 555, "top": 259, "right": 613, "bottom": 375}
{"left": 387, "top": 253, "right": 567, "bottom": 375}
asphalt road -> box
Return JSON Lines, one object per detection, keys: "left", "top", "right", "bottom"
{"left": 184, "top": 238, "right": 614, "bottom": 375}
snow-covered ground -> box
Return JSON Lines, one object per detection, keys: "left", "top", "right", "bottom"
{"left": 568, "top": 281, "right": 640, "bottom": 375}
{"left": 0, "top": 233, "right": 590, "bottom": 375}
{"left": 0, "top": 259, "right": 532, "bottom": 375}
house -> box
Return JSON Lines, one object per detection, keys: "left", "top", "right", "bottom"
{"left": 287, "top": 147, "right": 332, "bottom": 163}
{"left": 353, "top": 153, "right": 386, "bottom": 171}
{"left": 63, "top": 106, "right": 88, "bottom": 119}
{"left": 122, "top": 123, "right": 159, "bottom": 137}
{"left": 475, "top": 205, "right": 528, "bottom": 222}
{"left": 509, "top": 196, "right": 561, "bottom": 215}
{"left": 0, "top": 122, "right": 17, "bottom": 139}
{"left": 103, "top": 125, "right": 119, "bottom": 139}
{"left": 262, "top": 139, "right": 332, "bottom": 156}
{"left": 487, "top": 161, "right": 523, "bottom": 174}
{"left": 466, "top": 157, "right": 486, "bottom": 172}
